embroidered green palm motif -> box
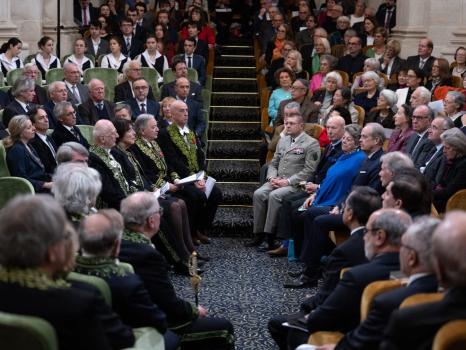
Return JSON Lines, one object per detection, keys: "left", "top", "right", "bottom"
{"left": 167, "top": 124, "right": 199, "bottom": 175}
{"left": 75, "top": 256, "right": 128, "bottom": 278}
{"left": 90, "top": 145, "right": 129, "bottom": 195}
{"left": 122, "top": 229, "right": 153, "bottom": 246}
{"left": 116, "top": 145, "right": 145, "bottom": 192}
{"left": 0, "top": 266, "right": 70, "bottom": 290}
{"left": 134, "top": 137, "right": 173, "bottom": 189}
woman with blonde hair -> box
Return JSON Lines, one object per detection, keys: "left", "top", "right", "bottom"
{"left": 5, "top": 115, "right": 53, "bottom": 192}
{"left": 159, "top": 96, "right": 176, "bottom": 128}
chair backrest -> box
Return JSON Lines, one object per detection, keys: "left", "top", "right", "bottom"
{"left": 354, "top": 104, "right": 365, "bottom": 126}
{"left": 187, "top": 68, "right": 198, "bottom": 83}
{"left": 331, "top": 44, "right": 346, "bottom": 58}
{"left": 308, "top": 331, "right": 345, "bottom": 346}
{"left": 45, "top": 68, "right": 64, "bottom": 85}
{"left": 76, "top": 124, "right": 94, "bottom": 145}
{"left": 0, "top": 71, "right": 4, "bottom": 87}
{"left": 400, "top": 292, "right": 444, "bottom": 309}
{"left": 361, "top": 279, "right": 403, "bottom": 321}
{"left": 201, "top": 88, "right": 211, "bottom": 111}
{"left": 6, "top": 68, "right": 42, "bottom": 86}
{"left": 119, "top": 261, "right": 135, "bottom": 274}
{"left": 163, "top": 69, "right": 175, "bottom": 84}
{"left": 0, "top": 311, "right": 58, "bottom": 350}
{"left": 0, "top": 141, "right": 10, "bottom": 177}
{"left": 378, "top": 72, "right": 389, "bottom": 87}
{"left": 432, "top": 319, "right": 466, "bottom": 350}
{"left": 335, "top": 69, "right": 350, "bottom": 86}
{"left": 431, "top": 204, "right": 440, "bottom": 218}
{"left": 83, "top": 67, "right": 118, "bottom": 101}
{"left": 140, "top": 67, "right": 160, "bottom": 99}
{"left": 446, "top": 189, "right": 466, "bottom": 212}
{"left": 340, "top": 267, "right": 350, "bottom": 279}
{"left": 362, "top": 45, "right": 374, "bottom": 56}
{"left": 67, "top": 272, "right": 112, "bottom": 306}
{"left": 0, "top": 177, "right": 35, "bottom": 209}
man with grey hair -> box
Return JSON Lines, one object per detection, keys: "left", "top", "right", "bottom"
{"left": 63, "top": 62, "right": 89, "bottom": 105}
{"left": 443, "top": 90, "right": 465, "bottom": 127}
{"left": 286, "top": 208, "right": 411, "bottom": 349}
{"left": 410, "top": 86, "right": 431, "bottom": 108}
{"left": 246, "top": 112, "right": 321, "bottom": 249}
{"left": 114, "top": 103, "right": 133, "bottom": 121}
{"left": 382, "top": 211, "right": 466, "bottom": 349}
{"left": 355, "top": 123, "right": 385, "bottom": 194}
{"left": 0, "top": 194, "right": 113, "bottom": 350}
{"left": 119, "top": 192, "right": 235, "bottom": 349}
{"left": 125, "top": 77, "right": 160, "bottom": 120}
{"left": 379, "top": 151, "right": 414, "bottom": 188}
{"left": 75, "top": 209, "right": 180, "bottom": 350}
{"left": 2, "top": 77, "right": 36, "bottom": 128}
{"left": 57, "top": 141, "right": 89, "bottom": 164}
{"left": 406, "top": 104, "right": 435, "bottom": 168}
{"left": 114, "top": 60, "right": 155, "bottom": 103}
{"left": 88, "top": 119, "right": 128, "bottom": 209}
{"left": 330, "top": 216, "right": 439, "bottom": 350}
{"left": 44, "top": 80, "right": 73, "bottom": 128}
{"left": 51, "top": 101, "right": 90, "bottom": 149}
{"left": 78, "top": 78, "right": 116, "bottom": 125}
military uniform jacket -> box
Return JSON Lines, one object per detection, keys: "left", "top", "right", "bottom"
{"left": 267, "top": 132, "right": 321, "bottom": 186}
{"left": 118, "top": 230, "right": 199, "bottom": 329}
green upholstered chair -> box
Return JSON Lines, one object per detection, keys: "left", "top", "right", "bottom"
{"left": 163, "top": 69, "right": 175, "bottom": 85}
{"left": 45, "top": 68, "right": 64, "bottom": 85}
{"left": 119, "top": 261, "right": 135, "bottom": 274}
{"left": 24, "top": 54, "right": 36, "bottom": 64}
{"left": 140, "top": 67, "right": 160, "bottom": 100}
{"left": 0, "top": 177, "right": 35, "bottom": 209}
{"left": 83, "top": 67, "right": 118, "bottom": 101}
{"left": 76, "top": 124, "right": 94, "bottom": 145}
{"left": 0, "top": 311, "right": 58, "bottom": 350}
{"left": 205, "top": 74, "right": 213, "bottom": 91}
{"left": 0, "top": 86, "right": 9, "bottom": 94}
{"left": 6, "top": 68, "right": 42, "bottom": 86}
{"left": 201, "top": 88, "right": 211, "bottom": 111}
{"left": 0, "top": 141, "right": 10, "bottom": 177}
{"left": 187, "top": 68, "right": 198, "bottom": 83}
{"left": 67, "top": 272, "right": 112, "bottom": 306}
{"left": 0, "top": 71, "right": 4, "bottom": 87}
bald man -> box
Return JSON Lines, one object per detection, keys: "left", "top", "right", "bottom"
{"left": 174, "top": 77, "right": 205, "bottom": 138}
{"left": 88, "top": 120, "right": 129, "bottom": 209}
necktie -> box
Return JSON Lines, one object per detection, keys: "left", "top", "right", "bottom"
{"left": 71, "top": 127, "right": 80, "bottom": 141}
{"left": 182, "top": 131, "right": 189, "bottom": 146}
{"left": 325, "top": 144, "right": 334, "bottom": 158}
{"left": 98, "top": 102, "right": 104, "bottom": 111}
{"left": 411, "top": 135, "right": 422, "bottom": 155}
{"left": 187, "top": 56, "right": 192, "bottom": 69}
{"left": 140, "top": 103, "right": 146, "bottom": 113}
{"left": 83, "top": 8, "right": 88, "bottom": 26}
{"left": 384, "top": 9, "right": 392, "bottom": 29}
{"left": 25, "top": 103, "right": 31, "bottom": 112}
{"left": 419, "top": 59, "right": 425, "bottom": 69}
{"left": 46, "top": 136, "right": 57, "bottom": 159}
{"left": 72, "top": 85, "right": 81, "bottom": 104}
{"left": 126, "top": 37, "right": 131, "bottom": 51}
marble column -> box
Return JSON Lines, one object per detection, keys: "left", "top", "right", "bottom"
{"left": 0, "top": 0, "right": 20, "bottom": 44}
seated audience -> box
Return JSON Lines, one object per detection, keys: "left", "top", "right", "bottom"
{"left": 0, "top": 38, "right": 24, "bottom": 75}
{"left": 329, "top": 16, "right": 351, "bottom": 46}
{"left": 381, "top": 211, "right": 466, "bottom": 349}
{"left": 266, "top": 41, "right": 296, "bottom": 88}
{"left": 337, "top": 35, "right": 367, "bottom": 81}
{"left": 100, "top": 36, "right": 128, "bottom": 73}
{"left": 125, "top": 78, "right": 160, "bottom": 120}
{"left": 31, "top": 36, "right": 61, "bottom": 79}
{"left": 405, "top": 105, "right": 435, "bottom": 168}
{"left": 349, "top": 0, "right": 365, "bottom": 27}
{"left": 4, "top": 115, "right": 52, "bottom": 193}
{"left": 64, "top": 37, "right": 95, "bottom": 79}
{"left": 160, "top": 59, "right": 203, "bottom": 103}
{"left": 409, "top": 86, "right": 431, "bottom": 109}
{"left": 3, "top": 77, "right": 37, "bottom": 129}
{"left": 173, "top": 37, "right": 207, "bottom": 86}
{"left": 178, "top": 21, "right": 209, "bottom": 61}
{"left": 136, "top": 34, "right": 168, "bottom": 83}
{"left": 154, "top": 23, "right": 176, "bottom": 65}
{"left": 395, "top": 68, "right": 424, "bottom": 108}
{"left": 265, "top": 23, "right": 294, "bottom": 67}
{"left": 85, "top": 20, "right": 110, "bottom": 58}
{"left": 63, "top": 62, "right": 90, "bottom": 106}
{"left": 295, "top": 14, "right": 317, "bottom": 49}
{"left": 309, "top": 37, "right": 331, "bottom": 75}
{"left": 52, "top": 101, "right": 90, "bottom": 149}
{"left": 312, "top": 71, "right": 343, "bottom": 121}
{"left": 379, "top": 151, "right": 414, "bottom": 189}
{"left": 309, "top": 54, "right": 338, "bottom": 93}
{"left": 268, "top": 68, "right": 294, "bottom": 127}
{"left": 114, "top": 103, "right": 133, "bottom": 122}
{"left": 78, "top": 79, "right": 116, "bottom": 125}
{"left": 114, "top": 60, "right": 156, "bottom": 103}
{"left": 324, "top": 87, "right": 359, "bottom": 124}
{"left": 353, "top": 71, "right": 381, "bottom": 114}
{"left": 118, "top": 16, "right": 144, "bottom": 59}
{"left": 365, "top": 89, "right": 397, "bottom": 129}
{"left": 351, "top": 57, "right": 381, "bottom": 93}
{"left": 425, "top": 58, "right": 453, "bottom": 96}
{"left": 118, "top": 192, "right": 235, "bottom": 349}
{"left": 379, "top": 39, "right": 405, "bottom": 78}
{"left": 406, "top": 37, "right": 436, "bottom": 76}
{"left": 443, "top": 90, "right": 465, "bottom": 127}
{"left": 360, "top": 16, "right": 378, "bottom": 46}
{"left": 181, "top": 7, "right": 215, "bottom": 48}
{"left": 159, "top": 96, "right": 176, "bottom": 128}
{"left": 44, "top": 81, "right": 71, "bottom": 128}
{"left": 285, "top": 49, "right": 308, "bottom": 82}
{"left": 365, "top": 27, "right": 388, "bottom": 60}
{"left": 451, "top": 46, "right": 466, "bottom": 78}
{"left": 56, "top": 141, "right": 89, "bottom": 164}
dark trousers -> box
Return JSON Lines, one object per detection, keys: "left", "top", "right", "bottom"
{"left": 165, "top": 330, "right": 181, "bottom": 350}
{"left": 276, "top": 191, "right": 308, "bottom": 240}
{"left": 175, "top": 316, "right": 234, "bottom": 350}
{"left": 268, "top": 313, "right": 309, "bottom": 350}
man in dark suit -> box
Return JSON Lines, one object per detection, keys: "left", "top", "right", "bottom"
{"left": 85, "top": 21, "right": 110, "bottom": 58}
{"left": 406, "top": 38, "right": 436, "bottom": 77}
{"left": 334, "top": 216, "right": 439, "bottom": 350}
{"left": 155, "top": 9, "right": 179, "bottom": 45}
{"left": 63, "top": 62, "right": 90, "bottom": 106}
{"left": 7, "top": 63, "right": 48, "bottom": 106}
{"left": 174, "top": 77, "right": 205, "bottom": 138}
{"left": 173, "top": 37, "right": 207, "bottom": 86}
{"left": 135, "top": 2, "right": 155, "bottom": 34}
{"left": 0, "top": 194, "right": 113, "bottom": 350}
{"left": 114, "top": 60, "right": 155, "bottom": 103}
{"left": 160, "top": 59, "right": 203, "bottom": 104}
{"left": 28, "top": 106, "right": 57, "bottom": 175}
{"left": 405, "top": 105, "right": 435, "bottom": 169}
{"left": 119, "top": 17, "right": 144, "bottom": 59}
{"left": 75, "top": 209, "right": 180, "bottom": 350}
{"left": 422, "top": 116, "right": 454, "bottom": 185}
{"left": 337, "top": 36, "right": 367, "bottom": 81}
{"left": 375, "top": 0, "right": 396, "bottom": 32}
{"left": 74, "top": 0, "right": 98, "bottom": 29}
{"left": 78, "top": 79, "right": 115, "bottom": 125}
{"left": 157, "top": 100, "right": 222, "bottom": 242}
{"left": 125, "top": 78, "right": 160, "bottom": 120}
{"left": 127, "top": 7, "right": 147, "bottom": 43}
{"left": 269, "top": 186, "right": 382, "bottom": 350}
{"left": 381, "top": 211, "right": 466, "bottom": 350}
{"left": 51, "top": 101, "right": 90, "bottom": 149}
{"left": 43, "top": 81, "right": 71, "bottom": 129}
{"left": 178, "top": 22, "right": 209, "bottom": 61}
{"left": 118, "top": 192, "right": 234, "bottom": 349}
{"left": 3, "top": 77, "right": 36, "bottom": 128}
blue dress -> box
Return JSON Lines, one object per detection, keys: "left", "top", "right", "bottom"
{"left": 313, "top": 150, "right": 367, "bottom": 207}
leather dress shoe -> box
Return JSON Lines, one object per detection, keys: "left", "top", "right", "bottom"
{"left": 267, "top": 246, "right": 288, "bottom": 257}
{"left": 283, "top": 276, "right": 318, "bottom": 289}
{"left": 196, "top": 253, "right": 210, "bottom": 262}
{"left": 244, "top": 234, "right": 265, "bottom": 247}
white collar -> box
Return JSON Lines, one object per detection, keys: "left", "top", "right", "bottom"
{"left": 177, "top": 125, "right": 190, "bottom": 135}
{"left": 35, "top": 53, "right": 58, "bottom": 69}
{"left": 15, "top": 98, "right": 28, "bottom": 111}
{"left": 0, "top": 53, "right": 22, "bottom": 70}
{"left": 36, "top": 132, "right": 48, "bottom": 143}
{"left": 407, "top": 272, "right": 430, "bottom": 286}
{"left": 350, "top": 226, "right": 365, "bottom": 235}
{"left": 138, "top": 98, "right": 148, "bottom": 105}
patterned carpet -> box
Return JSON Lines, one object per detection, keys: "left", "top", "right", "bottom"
{"left": 171, "top": 238, "right": 319, "bottom": 350}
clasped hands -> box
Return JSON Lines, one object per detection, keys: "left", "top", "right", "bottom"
{"left": 268, "top": 177, "right": 289, "bottom": 188}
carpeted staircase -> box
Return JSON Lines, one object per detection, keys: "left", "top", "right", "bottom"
{"left": 207, "top": 41, "right": 261, "bottom": 236}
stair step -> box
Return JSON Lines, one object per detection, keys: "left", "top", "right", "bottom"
{"left": 212, "top": 92, "right": 259, "bottom": 106}
{"left": 210, "top": 206, "right": 253, "bottom": 236}
{"left": 216, "top": 55, "right": 256, "bottom": 66}
{"left": 207, "top": 140, "right": 260, "bottom": 159}
{"left": 210, "top": 106, "right": 260, "bottom": 122}
{"left": 214, "top": 66, "right": 257, "bottom": 78}
{"left": 213, "top": 78, "right": 257, "bottom": 92}
{"left": 217, "top": 183, "right": 257, "bottom": 205}
{"left": 207, "top": 159, "right": 260, "bottom": 182}
{"left": 220, "top": 46, "right": 254, "bottom": 55}
{"left": 208, "top": 122, "right": 261, "bottom": 140}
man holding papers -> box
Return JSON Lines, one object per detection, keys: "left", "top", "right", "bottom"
{"left": 158, "top": 100, "right": 222, "bottom": 245}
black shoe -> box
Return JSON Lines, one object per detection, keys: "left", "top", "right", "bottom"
{"left": 288, "top": 269, "right": 304, "bottom": 278}
{"left": 174, "top": 263, "right": 190, "bottom": 276}
{"left": 244, "top": 233, "right": 265, "bottom": 247}
{"left": 283, "top": 276, "right": 318, "bottom": 289}
{"left": 197, "top": 253, "right": 211, "bottom": 262}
